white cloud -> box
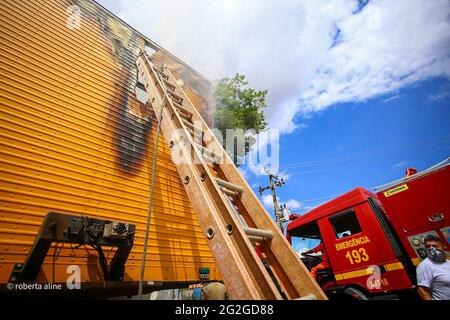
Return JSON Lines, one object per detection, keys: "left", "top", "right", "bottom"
{"left": 247, "top": 160, "right": 291, "bottom": 179}
{"left": 285, "top": 199, "right": 302, "bottom": 210}
{"left": 383, "top": 95, "right": 401, "bottom": 103}
{"left": 99, "top": 0, "right": 450, "bottom": 134}
{"left": 245, "top": 129, "right": 282, "bottom": 176}
{"left": 261, "top": 194, "right": 302, "bottom": 211}
{"left": 394, "top": 160, "right": 407, "bottom": 168}
{"left": 261, "top": 194, "right": 275, "bottom": 208}
{"left": 298, "top": 0, "right": 450, "bottom": 116}
{"left": 430, "top": 91, "right": 450, "bottom": 101}
{"left": 303, "top": 205, "right": 319, "bottom": 212}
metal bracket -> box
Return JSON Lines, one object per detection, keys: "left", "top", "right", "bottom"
{"left": 9, "top": 212, "right": 135, "bottom": 283}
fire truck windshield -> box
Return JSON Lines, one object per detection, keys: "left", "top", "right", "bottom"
{"left": 288, "top": 221, "right": 323, "bottom": 262}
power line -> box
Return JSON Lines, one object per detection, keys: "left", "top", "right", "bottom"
{"left": 286, "top": 145, "right": 450, "bottom": 177}
{"left": 298, "top": 193, "right": 344, "bottom": 204}
{"left": 289, "top": 161, "right": 370, "bottom": 176}
{"left": 289, "top": 152, "right": 450, "bottom": 216}
{"left": 279, "top": 134, "right": 450, "bottom": 169}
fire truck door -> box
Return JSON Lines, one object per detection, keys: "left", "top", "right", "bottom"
{"left": 323, "top": 207, "right": 387, "bottom": 288}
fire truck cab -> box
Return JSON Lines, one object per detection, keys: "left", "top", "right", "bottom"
{"left": 286, "top": 158, "right": 449, "bottom": 300}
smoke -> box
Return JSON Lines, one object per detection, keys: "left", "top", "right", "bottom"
{"left": 98, "top": 0, "right": 450, "bottom": 135}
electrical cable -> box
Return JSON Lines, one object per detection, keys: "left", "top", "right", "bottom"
{"left": 279, "top": 134, "right": 450, "bottom": 169}
{"left": 138, "top": 65, "right": 170, "bottom": 299}
{"left": 105, "top": 247, "right": 116, "bottom": 262}
{"left": 91, "top": 244, "right": 110, "bottom": 282}
{"left": 287, "top": 145, "right": 450, "bottom": 177}
{"left": 52, "top": 242, "right": 63, "bottom": 283}
{"left": 289, "top": 155, "right": 450, "bottom": 213}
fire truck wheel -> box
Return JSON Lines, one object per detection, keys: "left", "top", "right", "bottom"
{"left": 326, "top": 286, "right": 371, "bottom": 300}
{"left": 343, "top": 287, "right": 370, "bottom": 300}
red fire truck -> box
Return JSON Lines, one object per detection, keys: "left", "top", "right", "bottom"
{"left": 286, "top": 158, "right": 450, "bottom": 300}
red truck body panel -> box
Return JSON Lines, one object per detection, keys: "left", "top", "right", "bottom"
{"left": 376, "top": 163, "right": 450, "bottom": 265}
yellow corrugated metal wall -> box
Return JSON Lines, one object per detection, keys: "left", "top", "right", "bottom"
{"left": 0, "top": 0, "right": 219, "bottom": 284}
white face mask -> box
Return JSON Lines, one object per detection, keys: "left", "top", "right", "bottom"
{"left": 427, "top": 247, "right": 446, "bottom": 263}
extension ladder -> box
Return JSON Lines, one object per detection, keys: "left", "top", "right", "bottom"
{"left": 136, "top": 51, "right": 327, "bottom": 300}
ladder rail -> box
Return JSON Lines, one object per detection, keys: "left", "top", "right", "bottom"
{"left": 159, "top": 58, "right": 327, "bottom": 299}
{"left": 137, "top": 53, "right": 281, "bottom": 299}
{"left": 136, "top": 51, "right": 327, "bottom": 300}
{"left": 219, "top": 164, "right": 328, "bottom": 299}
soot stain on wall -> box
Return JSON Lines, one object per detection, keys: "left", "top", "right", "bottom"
{"left": 72, "top": 0, "right": 153, "bottom": 175}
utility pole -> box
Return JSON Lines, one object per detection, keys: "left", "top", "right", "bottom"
{"left": 259, "top": 167, "right": 286, "bottom": 232}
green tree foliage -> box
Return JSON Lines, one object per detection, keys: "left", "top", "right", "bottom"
{"left": 213, "top": 73, "right": 268, "bottom": 165}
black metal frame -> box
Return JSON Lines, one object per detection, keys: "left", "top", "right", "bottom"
{"left": 367, "top": 197, "right": 417, "bottom": 284}
{"left": 9, "top": 212, "right": 135, "bottom": 283}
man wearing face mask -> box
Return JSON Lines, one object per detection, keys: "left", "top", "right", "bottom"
{"left": 416, "top": 235, "right": 450, "bottom": 300}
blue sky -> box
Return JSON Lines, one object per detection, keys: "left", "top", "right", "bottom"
{"left": 247, "top": 76, "right": 450, "bottom": 214}
{"left": 96, "top": 0, "right": 450, "bottom": 250}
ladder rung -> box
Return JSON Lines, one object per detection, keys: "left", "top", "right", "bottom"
{"left": 176, "top": 109, "right": 191, "bottom": 120}
{"left": 163, "top": 79, "right": 176, "bottom": 91}
{"left": 182, "top": 118, "right": 198, "bottom": 131}
{"left": 169, "top": 91, "right": 183, "bottom": 104}
{"left": 215, "top": 178, "right": 244, "bottom": 196}
{"left": 195, "top": 143, "right": 222, "bottom": 163}
{"left": 248, "top": 235, "right": 265, "bottom": 243}
{"left": 243, "top": 227, "right": 273, "bottom": 240}
{"left": 185, "top": 127, "right": 202, "bottom": 141}
{"left": 172, "top": 101, "right": 193, "bottom": 116}
{"left": 203, "top": 153, "right": 218, "bottom": 165}
{"left": 220, "top": 187, "right": 237, "bottom": 198}
{"left": 154, "top": 68, "right": 169, "bottom": 80}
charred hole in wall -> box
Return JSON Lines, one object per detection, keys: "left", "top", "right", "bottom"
{"left": 134, "top": 75, "right": 153, "bottom": 119}
{"left": 144, "top": 41, "right": 157, "bottom": 60}
{"left": 135, "top": 82, "right": 148, "bottom": 104}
